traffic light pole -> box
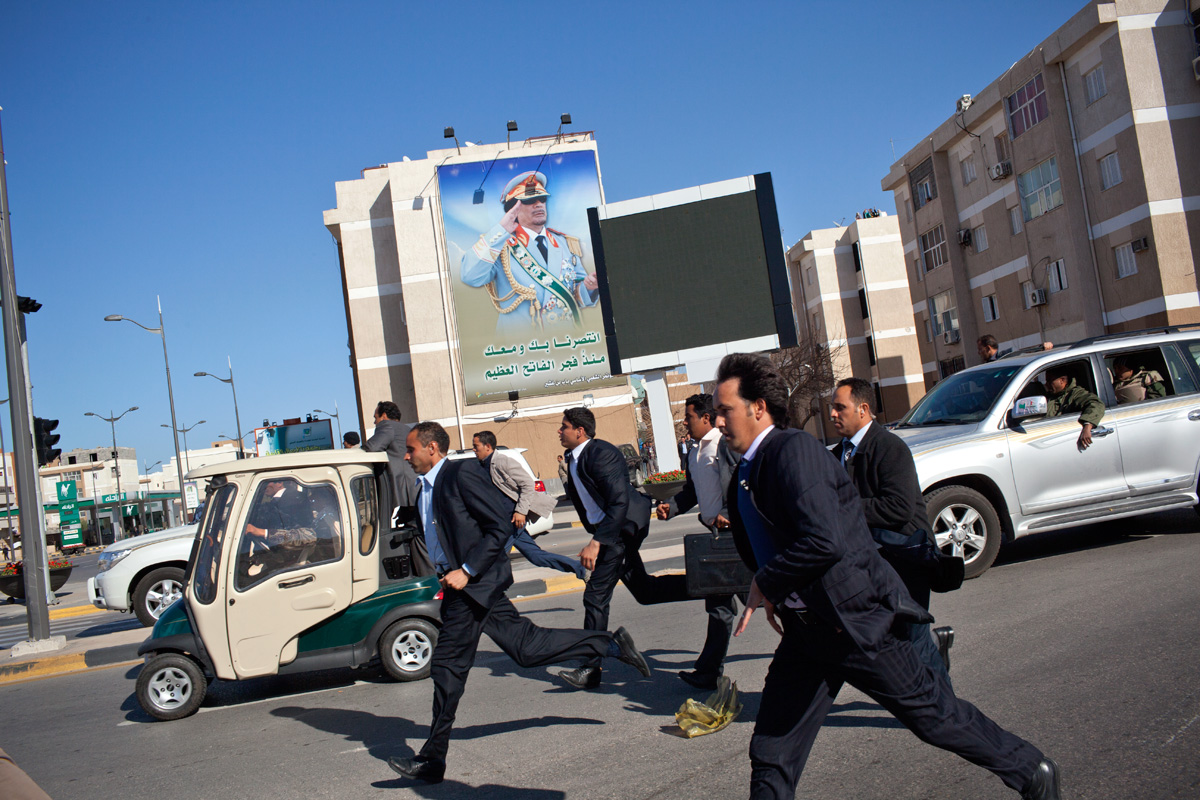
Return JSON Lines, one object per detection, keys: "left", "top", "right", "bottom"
{"left": 0, "top": 108, "right": 53, "bottom": 643}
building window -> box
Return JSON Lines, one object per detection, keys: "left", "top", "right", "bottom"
{"left": 1099, "top": 151, "right": 1122, "bottom": 190}
{"left": 867, "top": 336, "right": 877, "bottom": 366}
{"left": 1084, "top": 64, "right": 1107, "bottom": 105}
{"left": 914, "top": 256, "right": 924, "bottom": 282}
{"left": 1009, "top": 206, "right": 1024, "bottom": 235}
{"left": 1047, "top": 259, "right": 1068, "bottom": 293}
{"left": 994, "top": 132, "right": 1012, "bottom": 165}
{"left": 1007, "top": 73, "right": 1048, "bottom": 138}
{"left": 67, "top": 455, "right": 77, "bottom": 465}
{"left": 89, "top": 453, "right": 98, "bottom": 462}
{"left": 1018, "top": 157, "right": 1063, "bottom": 222}
{"left": 961, "top": 155, "right": 977, "bottom": 186}
{"left": 973, "top": 224, "right": 989, "bottom": 253}
{"left": 982, "top": 294, "right": 999, "bottom": 322}
{"left": 1115, "top": 242, "right": 1138, "bottom": 279}
{"left": 812, "top": 312, "right": 822, "bottom": 334}
{"left": 873, "top": 383, "right": 884, "bottom": 417}
{"left": 858, "top": 288, "right": 869, "bottom": 319}
{"left": 806, "top": 266, "right": 814, "bottom": 285}
{"left": 920, "top": 224, "right": 948, "bottom": 273}
{"left": 924, "top": 318, "right": 933, "bottom": 342}
{"left": 905, "top": 199, "right": 912, "bottom": 222}
{"left": 939, "top": 356, "right": 966, "bottom": 378}
{"left": 928, "top": 289, "right": 958, "bottom": 336}
{"left": 1021, "top": 280, "right": 1037, "bottom": 308}
{"left": 852, "top": 241, "right": 863, "bottom": 273}
{"left": 909, "top": 158, "right": 938, "bottom": 209}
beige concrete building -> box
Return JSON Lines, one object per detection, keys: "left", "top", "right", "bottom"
{"left": 323, "top": 135, "right": 637, "bottom": 481}
{"left": 882, "top": 0, "right": 1200, "bottom": 381}
{"left": 787, "top": 215, "right": 925, "bottom": 439}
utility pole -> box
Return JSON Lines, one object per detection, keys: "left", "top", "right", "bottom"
{"left": 0, "top": 108, "right": 58, "bottom": 649}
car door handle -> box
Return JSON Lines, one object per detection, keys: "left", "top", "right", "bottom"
{"left": 278, "top": 575, "right": 314, "bottom": 589}
{"left": 1092, "top": 425, "right": 1114, "bottom": 437}
{"left": 1189, "top": 410, "right": 1200, "bottom": 421}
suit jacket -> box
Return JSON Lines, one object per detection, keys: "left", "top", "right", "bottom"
{"left": 363, "top": 418, "right": 418, "bottom": 509}
{"left": 488, "top": 451, "right": 556, "bottom": 520}
{"left": 417, "top": 458, "right": 516, "bottom": 609}
{"left": 830, "top": 423, "right": 930, "bottom": 541}
{"left": 565, "top": 438, "right": 651, "bottom": 547}
{"left": 668, "top": 434, "right": 738, "bottom": 525}
{"left": 728, "top": 427, "right": 918, "bottom": 657}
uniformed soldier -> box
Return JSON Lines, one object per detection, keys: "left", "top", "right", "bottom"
{"left": 461, "top": 171, "right": 599, "bottom": 332}
{"left": 1044, "top": 366, "right": 1106, "bottom": 451}
{"left": 1112, "top": 358, "right": 1166, "bottom": 404}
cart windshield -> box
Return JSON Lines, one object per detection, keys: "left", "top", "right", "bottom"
{"left": 192, "top": 483, "right": 238, "bottom": 605}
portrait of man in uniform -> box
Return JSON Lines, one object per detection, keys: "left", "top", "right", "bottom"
{"left": 461, "top": 170, "right": 600, "bottom": 333}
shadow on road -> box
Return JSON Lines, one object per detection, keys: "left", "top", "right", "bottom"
{"left": 994, "top": 507, "right": 1197, "bottom": 570}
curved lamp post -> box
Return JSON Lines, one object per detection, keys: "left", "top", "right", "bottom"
{"left": 314, "top": 403, "right": 342, "bottom": 443}
{"left": 84, "top": 406, "right": 138, "bottom": 540}
{"left": 162, "top": 420, "right": 205, "bottom": 480}
{"left": 195, "top": 357, "right": 244, "bottom": 459}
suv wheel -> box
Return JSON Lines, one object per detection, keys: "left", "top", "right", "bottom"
{"left": 925, "top": 485, "right": 1002, "bottom": 580}
{"left": 136, "top": 653, "right": 207, "bottom": 721}
{"left": 134, "top": 567, "right": 186, "bottom": 627}
{"left": 380, "top": 618, "right": 437, "bottom": 681}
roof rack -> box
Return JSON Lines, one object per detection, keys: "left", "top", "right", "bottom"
{"left": 1070, "top": 323, "right": 1200, "bottom": 349}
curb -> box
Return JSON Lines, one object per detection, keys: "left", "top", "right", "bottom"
{"left": 510, "top": 573, "right": 586, "bottom": 600}
{"left": 0, "top": 641, "right": 141, "bottom": 686}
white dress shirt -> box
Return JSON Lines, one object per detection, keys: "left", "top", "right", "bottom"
{"left": 568, "top": 439, "right": 606, "bottom": 526}
{"left": 688, "top": 427, "right": 726, "bottom": 526}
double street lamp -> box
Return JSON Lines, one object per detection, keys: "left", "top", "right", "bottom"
{"left": 105, "top": 298, "right": 186, "bottom": 520}
{"left": 195, "top": 357, "right": 244, "bottom": 459}
{"left": 162, "top": 420, "right": 205, "bottom": 480}
{"left": 85, "top": 406, "right": 138, "bottom": 539}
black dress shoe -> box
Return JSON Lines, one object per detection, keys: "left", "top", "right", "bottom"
{"left": 1020, "top": 757, "right": 1062, "bottom": 800}
{"left": 559, "top": 666, "right": 602, "bottom": 689}
{"left": 933, "top": 626, "right": 954, "bottom": 673}
{"left": 678, "top": 670, "right": 718, "bottom": 691}
{"left": 612, "top": 626, "right": 651, "bottom": 677}
{"left": 387, "top": 755, "right": 445, "bottom": 784}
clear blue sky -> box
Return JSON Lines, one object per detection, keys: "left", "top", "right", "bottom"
{"left": 1, "top": 0, "right": 1086, "bottom": 472}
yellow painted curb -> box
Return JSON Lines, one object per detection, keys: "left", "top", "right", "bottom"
{"left": 0, "top": 653, "right": 87, "bottom": 685}
{"left": 543, "top": 574, "right": 586, "bottom": 592}
{"left": 48, "top": 605, "right": 103, "bottom": 621}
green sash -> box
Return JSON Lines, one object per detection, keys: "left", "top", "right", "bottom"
{"left": 508, "top": 238, "right": 582, "bottom": 325}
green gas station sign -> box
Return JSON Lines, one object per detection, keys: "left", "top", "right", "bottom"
{"left": 56, "top": 481, "right": 80, "bottom": 525}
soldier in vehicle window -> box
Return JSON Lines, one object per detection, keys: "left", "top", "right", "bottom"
{"left": 1112, "top": 357, "right": 1166, "bottom": 404}
{"left": 1043, "top": 365, "right": 1105, "bottom": 451}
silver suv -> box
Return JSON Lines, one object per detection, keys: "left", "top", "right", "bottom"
{"left": 893, "top": 327, "right": 1200, "bottom": 579}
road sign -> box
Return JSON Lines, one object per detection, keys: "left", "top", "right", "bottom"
{"left": 56, "top": 481, "right": 80, "bottom": 525}
{"left": 60, "top": 526, "right": 83, "bottom": 548}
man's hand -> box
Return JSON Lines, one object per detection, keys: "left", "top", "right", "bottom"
{"left": 578, "top": 539, "right": 601, "bottom": 571}
{"left": 244, "top": 524, "right": 268, "bottom": 541}
{"left": 1077, "top": 423, "right": 1094, "bottom": 451}
{"left": 714, "top": 514, "right": 730, "bottom": 530}
{"left": 583, "top": 272, "right": 599, "bottom": 291}
{"left": 511, "top": 512, "right": 527, "bottom": 528}
{"left": 499, "top": 204, "right": 520, "bottom": 234}
{"left": 440, "top": 569, "right": 469, "bottom": 591}
{"left": 655, "top": 503, "right": 672, "bottom": 521}
{"left": 734, "top": 578, "right": 782, "bottom": 637}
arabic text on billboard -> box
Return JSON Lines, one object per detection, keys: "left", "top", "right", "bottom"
{"left": 437, "top": 149, "right": 624, "bottom": 404}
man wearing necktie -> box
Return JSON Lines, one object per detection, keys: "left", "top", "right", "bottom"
{"left": 460, "top": 170, "right": 600, "bottom": 333}
{"left": 829, "top": 377, "right": 955, "bottom": 678}
{"left": 387, "top": 422, "right": 650, "bottom": 785}
{"left": 716, "top": 354, "right": 1061, "bottom": 800}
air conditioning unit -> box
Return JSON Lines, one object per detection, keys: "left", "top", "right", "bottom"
{"left": 988, "top": 161, "right": 1013, "bottom": 181}
{"left": 1027, "top": 288, "right": 1048, "bottom": 307}
{"left": 957, "top": 228, "right": 972, "bottom": 246}
{"left": 1130, "top": 237, "right": 1150, "bottom": 253}
{"left": 1193, "top": 55, "right": 1200, "bottom": 82}
{"left": 943, "top": 329, "right": 961, "bottom": 344}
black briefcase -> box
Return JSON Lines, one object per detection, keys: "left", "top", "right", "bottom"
{"left": 684, "top": 532, "right": 754, "bottom": 597}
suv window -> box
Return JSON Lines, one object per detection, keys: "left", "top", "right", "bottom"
{"left": 235, "top": 478, "right": 345, "bottom": 591}
{"left": 1014, "top": 357, "right": 1103, "bottom": 419}
{"left": 1102, "top": 346, "right": 1192, "bottom": 404}
{"left": 898, "top": 363, "right": 1024, "bottom": 427}
{"left": 193, "top": 483, "right": 238, "bottom": 605}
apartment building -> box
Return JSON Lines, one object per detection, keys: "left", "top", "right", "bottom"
{"left": 882, "top": 0, "right": 1200, "bottom": 381}
{"left": 786, "top": 214, "right": 925, "bottom": 438}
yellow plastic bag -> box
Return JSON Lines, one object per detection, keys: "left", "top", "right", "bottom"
{"left": 675, "top": 676, "right": 743, "bottom": 737}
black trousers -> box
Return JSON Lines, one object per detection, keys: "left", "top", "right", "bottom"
{"left": 419, "top": 588, "right": 612, "bottom": 763}
{"left": 749, "top": 612, "right": 1042, "bottom": 799}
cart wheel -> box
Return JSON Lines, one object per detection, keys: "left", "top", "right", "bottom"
{"left": 137, "top": 653, "right": 207, "bottom": 721}
{"left": 380, "top": 618, "right": 437, "bottom": 681}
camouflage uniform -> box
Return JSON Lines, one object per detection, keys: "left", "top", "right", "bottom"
{"left": 1046, "top": 378, "right": 1105, "bottom": 426}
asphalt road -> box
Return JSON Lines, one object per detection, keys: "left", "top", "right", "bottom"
{"left": 2, "top": 510, "right": 1198, "bottom": 799}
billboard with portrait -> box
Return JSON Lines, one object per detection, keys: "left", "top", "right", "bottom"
{"left": 437, "top": 149, "right": 624, "bottom": 405}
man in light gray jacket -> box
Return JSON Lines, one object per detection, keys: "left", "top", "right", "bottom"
{"left": 473, "top": 431, "right": 585, "bottom": 580}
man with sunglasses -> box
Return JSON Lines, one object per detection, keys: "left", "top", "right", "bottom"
{"left": 461, "top": 170, "right": 599, "bottom": 332}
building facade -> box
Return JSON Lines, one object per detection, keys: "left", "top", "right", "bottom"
{"left": 323, "top": 135, "right": 638, "bottom": 481}
{"left": 786, "top": 215, "right": 926, "bottom": 438}
{"left": 882, "top": 0, "right": 1200, "bottom": 381}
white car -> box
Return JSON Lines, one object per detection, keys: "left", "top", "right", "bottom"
{"left": 446, "top": 447, "right": 555, "bottom": 535}
{"left": 87, "top": 524, "right": 198, "bottom": 626}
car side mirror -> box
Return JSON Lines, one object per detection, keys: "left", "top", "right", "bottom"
{"left": 1011, "top": 395, "right": 1048, "bottom": 421}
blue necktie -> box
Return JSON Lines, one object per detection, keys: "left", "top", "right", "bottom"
{"left": 842, "top": 439, "right": 855, "bottom": 467}
{"left": 419, "top": 476, "right": 449, "bottom": 572}
{"left": 737, "top": 459, "right": 777, "bottom": 568}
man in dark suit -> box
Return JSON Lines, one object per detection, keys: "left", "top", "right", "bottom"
{"left": 656, "top": 392, "right": 744, "bottom": 690}
{"left": 387, "top": 422, "right": 650, "bottom": 784}
{"left": 559, "top": 406, "right": 675, "bottom": 689}
{"left": 829, "top": 377, "right": 955, "bottom": 676}
{"left": 716, "top": 353, "right": 1060, "bottom": 800}
{"left": 362, "top": 400, "right": 418, "bottom": 517}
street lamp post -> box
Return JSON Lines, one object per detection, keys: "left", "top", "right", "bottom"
{"left": 84, "top": 407, "right": 138, "bottom": 540}
{"left": 0, "top": 399, "right": 12, "bottom": 556}
{"left": 314, "top": 402, "right": 342, "bottom": 443}
{"left": 162, "top": 420, "right": 205, "bottom": 482}
{"left": 195, "top": 356, "right": 244, "bottom": 459}
{"left": 105, "top": 297, "right": 186, "bottom": 524}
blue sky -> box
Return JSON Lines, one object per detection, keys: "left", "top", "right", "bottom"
{"left": 1, "top": 0, "right": 1088, "bottom": 471}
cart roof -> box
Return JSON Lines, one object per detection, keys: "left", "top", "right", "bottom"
{"left": 185, "top": 449, "right": 389, "bottom": 480}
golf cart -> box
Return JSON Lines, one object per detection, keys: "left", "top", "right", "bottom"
{"left": 135, "top": 449, "right": 440, "bottom": 721}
